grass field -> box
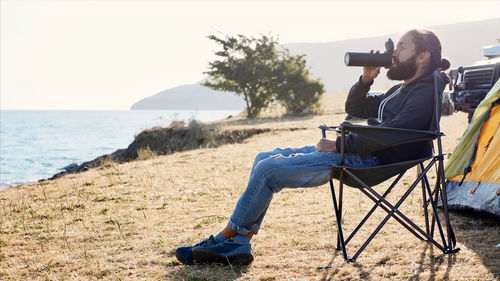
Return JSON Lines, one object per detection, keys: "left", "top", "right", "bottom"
{"left": 1, "top": 93, "right": 499, "bottom": 280}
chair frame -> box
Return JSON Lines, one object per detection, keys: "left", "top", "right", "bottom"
{"left": 320, "top": 70, "right": 460, "bottom": 263}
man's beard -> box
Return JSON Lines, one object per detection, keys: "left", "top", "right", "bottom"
{"left": 387, "top": 54, "right": 418, "bottom": 81}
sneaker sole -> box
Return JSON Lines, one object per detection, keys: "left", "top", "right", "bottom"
{"left": 193, "top": 249, "right": 254, "bottom": 265}
{"left": 175, "top": 248, "right": 194, "bottom": 265}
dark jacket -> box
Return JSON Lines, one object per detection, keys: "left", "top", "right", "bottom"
{"left": 336, "top": 71, "right": 444, "bottom": 164}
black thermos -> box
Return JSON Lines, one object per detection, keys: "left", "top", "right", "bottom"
{"left": 344, "top": 52, "right": 393, "bottom": 67}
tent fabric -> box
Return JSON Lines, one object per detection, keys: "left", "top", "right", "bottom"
{"left": 444, "top": 78, "right": 500, "bottom": 179}
{"left": 446, "top": 181, "right": 500, "bottom": 217}
{"left": 444, "top": 78, "right": 500, "bottom": 217}
{"left": 449, "top": 105, "right": 500, "bottom": 183}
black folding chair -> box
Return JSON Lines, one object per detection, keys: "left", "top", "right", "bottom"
{"left": 319, "top": 70, "right": 460, "bottom": 263}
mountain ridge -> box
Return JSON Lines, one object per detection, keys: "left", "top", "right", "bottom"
{"left": 131, "top": 18, "right": 500, "bottom": 110}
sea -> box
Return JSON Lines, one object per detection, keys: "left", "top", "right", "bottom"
{"left": 0, "top": 109, "right": 241, "bottom": 189}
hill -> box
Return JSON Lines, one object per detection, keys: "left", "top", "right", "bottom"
{"left": 130, "top": 82, "right": 246, "bottom": 110}
{"left": 131, "top": 18, "right": 500, "bottom": 109}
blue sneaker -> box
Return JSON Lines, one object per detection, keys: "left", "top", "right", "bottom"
{"left": 192, "top": 238, "right": 254, "bottom": 265}
{"left": 175, "top": 235, "right": 218, "bottom": 265}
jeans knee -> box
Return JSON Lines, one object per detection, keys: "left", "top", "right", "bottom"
{"left": 253, "top": 159, "right": 283, "bottom": 193}
{"left": 255, "top": 147, "right": 289, "bottom": 162}
{"left": 254, "top": 157, "right": 277, "bottom": 174}
{"left": 254, "top": 151, "right": 270, "bottom": 164}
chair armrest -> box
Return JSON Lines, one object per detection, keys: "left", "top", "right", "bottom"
{"left": 318, "top": 123, "right": 342, "bottom": 138}
{"left": 318, "top": 123, "right": 341, "bottom": 132}
{"left": 339, "top": 122, "right": 443, "bottom": 146}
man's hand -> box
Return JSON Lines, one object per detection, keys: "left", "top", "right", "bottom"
{"left": 317, "top": 138, "right": 337, "bottom": 152}
{"left": 361, "top": 50, "right": 381, "bottom": 84}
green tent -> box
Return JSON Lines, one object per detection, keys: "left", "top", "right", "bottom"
{"left": 444, "top": 78, "right": 500, "bottom": 217}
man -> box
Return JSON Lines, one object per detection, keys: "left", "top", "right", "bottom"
{"left": 175, "top": 29, "right": 450, "bottom": 265}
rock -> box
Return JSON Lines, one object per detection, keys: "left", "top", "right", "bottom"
{"left": 48, "top": 124, "right": 301, "bottom": 180}
{"left": 62, "top": 163, "right": 79, "bottom": 173}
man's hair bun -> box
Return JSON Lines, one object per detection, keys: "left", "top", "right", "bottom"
{"left": 440, "top": 58, "right": 451, "bottom": 71}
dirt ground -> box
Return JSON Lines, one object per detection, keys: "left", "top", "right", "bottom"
{"left": 1, "top": 92, "right": 499, "bottom": 280}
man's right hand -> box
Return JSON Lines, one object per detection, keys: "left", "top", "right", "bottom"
{"left": 361, "top": 50, "right": 381, "bottom": 85}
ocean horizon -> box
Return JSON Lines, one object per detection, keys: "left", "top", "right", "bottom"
{"left": 0, "top": 109, "right": 241, "bottom": 189}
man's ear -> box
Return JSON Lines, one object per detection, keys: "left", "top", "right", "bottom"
{"left": 417, "top": 50, "right": 430, "bottom": 65}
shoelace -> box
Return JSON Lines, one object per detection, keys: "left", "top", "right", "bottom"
{"left": 194, "top": 235, "right": 217, "bottom": 247}
{"left": 208, "top": 239, "right": 241, "bottom": 250}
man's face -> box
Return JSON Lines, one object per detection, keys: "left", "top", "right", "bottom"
{"left": 387, "top": 33, "right": 419, "bottom": 81}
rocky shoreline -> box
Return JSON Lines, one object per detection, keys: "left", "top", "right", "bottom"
{"left": 48, "top": 123, "right": 303, "bottom": 180}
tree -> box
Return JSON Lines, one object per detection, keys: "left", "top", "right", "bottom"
{"left": 203, "top": 34, "right": 278, "bottom": 118}
{"left": 203, "top": 33, "right": 324, "bottom": 118}
{"left": 273, "top": 50, "right": 324, "bottom": 115}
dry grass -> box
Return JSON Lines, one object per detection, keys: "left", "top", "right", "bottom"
{"left": 1, "top": 93, "right": 499, "bottom": 280}
{"left": 137, "top": 147, "right": 158, "bottom": 161}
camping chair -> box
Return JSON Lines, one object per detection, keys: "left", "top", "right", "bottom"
{"left": 319, "top": 70, "right": 461, "bottom": 263}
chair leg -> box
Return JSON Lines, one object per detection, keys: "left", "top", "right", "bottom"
{"left": 345, "top": 173, "right": 403, "bottom": 245}
{"left": 347, "top": 174, "right": 426, "bottom": 245}
{"left": 417, "top": 163, "right": 459, "bottom": 253}
{"left": 423, "top": 159, "right": 459, "bottom": 253}
{"left": 328, "top": 159, "right": 459, "bottom": 263}
{"left": 437, "top": 159, "right": 458, "bottom": 251}
{"left": 344, "top": 164, "right": 450, "bottom": 257}
{"left": 330, "top": 162, "right": 438, "bottom": 262}
{"left": 419, "top": 164, "right": 430, "bottom": 235}
{"left": 428, "top": 177, "right": 441, "bottom": 238}
{"left": 422, "top": 171, "right": 449, "bottom": 250}
{"left": 328, "top": 178, "right": 348, "bottom": 261}
{"left": 336, "top": 171, "right": 344, "bottom": 251}
{"left": 329, "top": 171, "right": 425, "bottom": 263}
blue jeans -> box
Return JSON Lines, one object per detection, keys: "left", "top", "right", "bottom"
{"left": 227, "top": 145, "right": 380, "bottom": 235}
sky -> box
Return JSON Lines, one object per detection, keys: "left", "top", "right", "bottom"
{"left": 1, "top": 0, "right": 499, "bottom": 110}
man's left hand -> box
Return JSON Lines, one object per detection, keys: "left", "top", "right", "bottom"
{"left": 316, "top": 138, "right": 337, "bottom": 152}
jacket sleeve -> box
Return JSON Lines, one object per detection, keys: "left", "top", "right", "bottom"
{"left": 345, "top": 76, "right": 385, "bottom": 119}
{"left": 337, "top": 83, "right": 435, "bottom": 155}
